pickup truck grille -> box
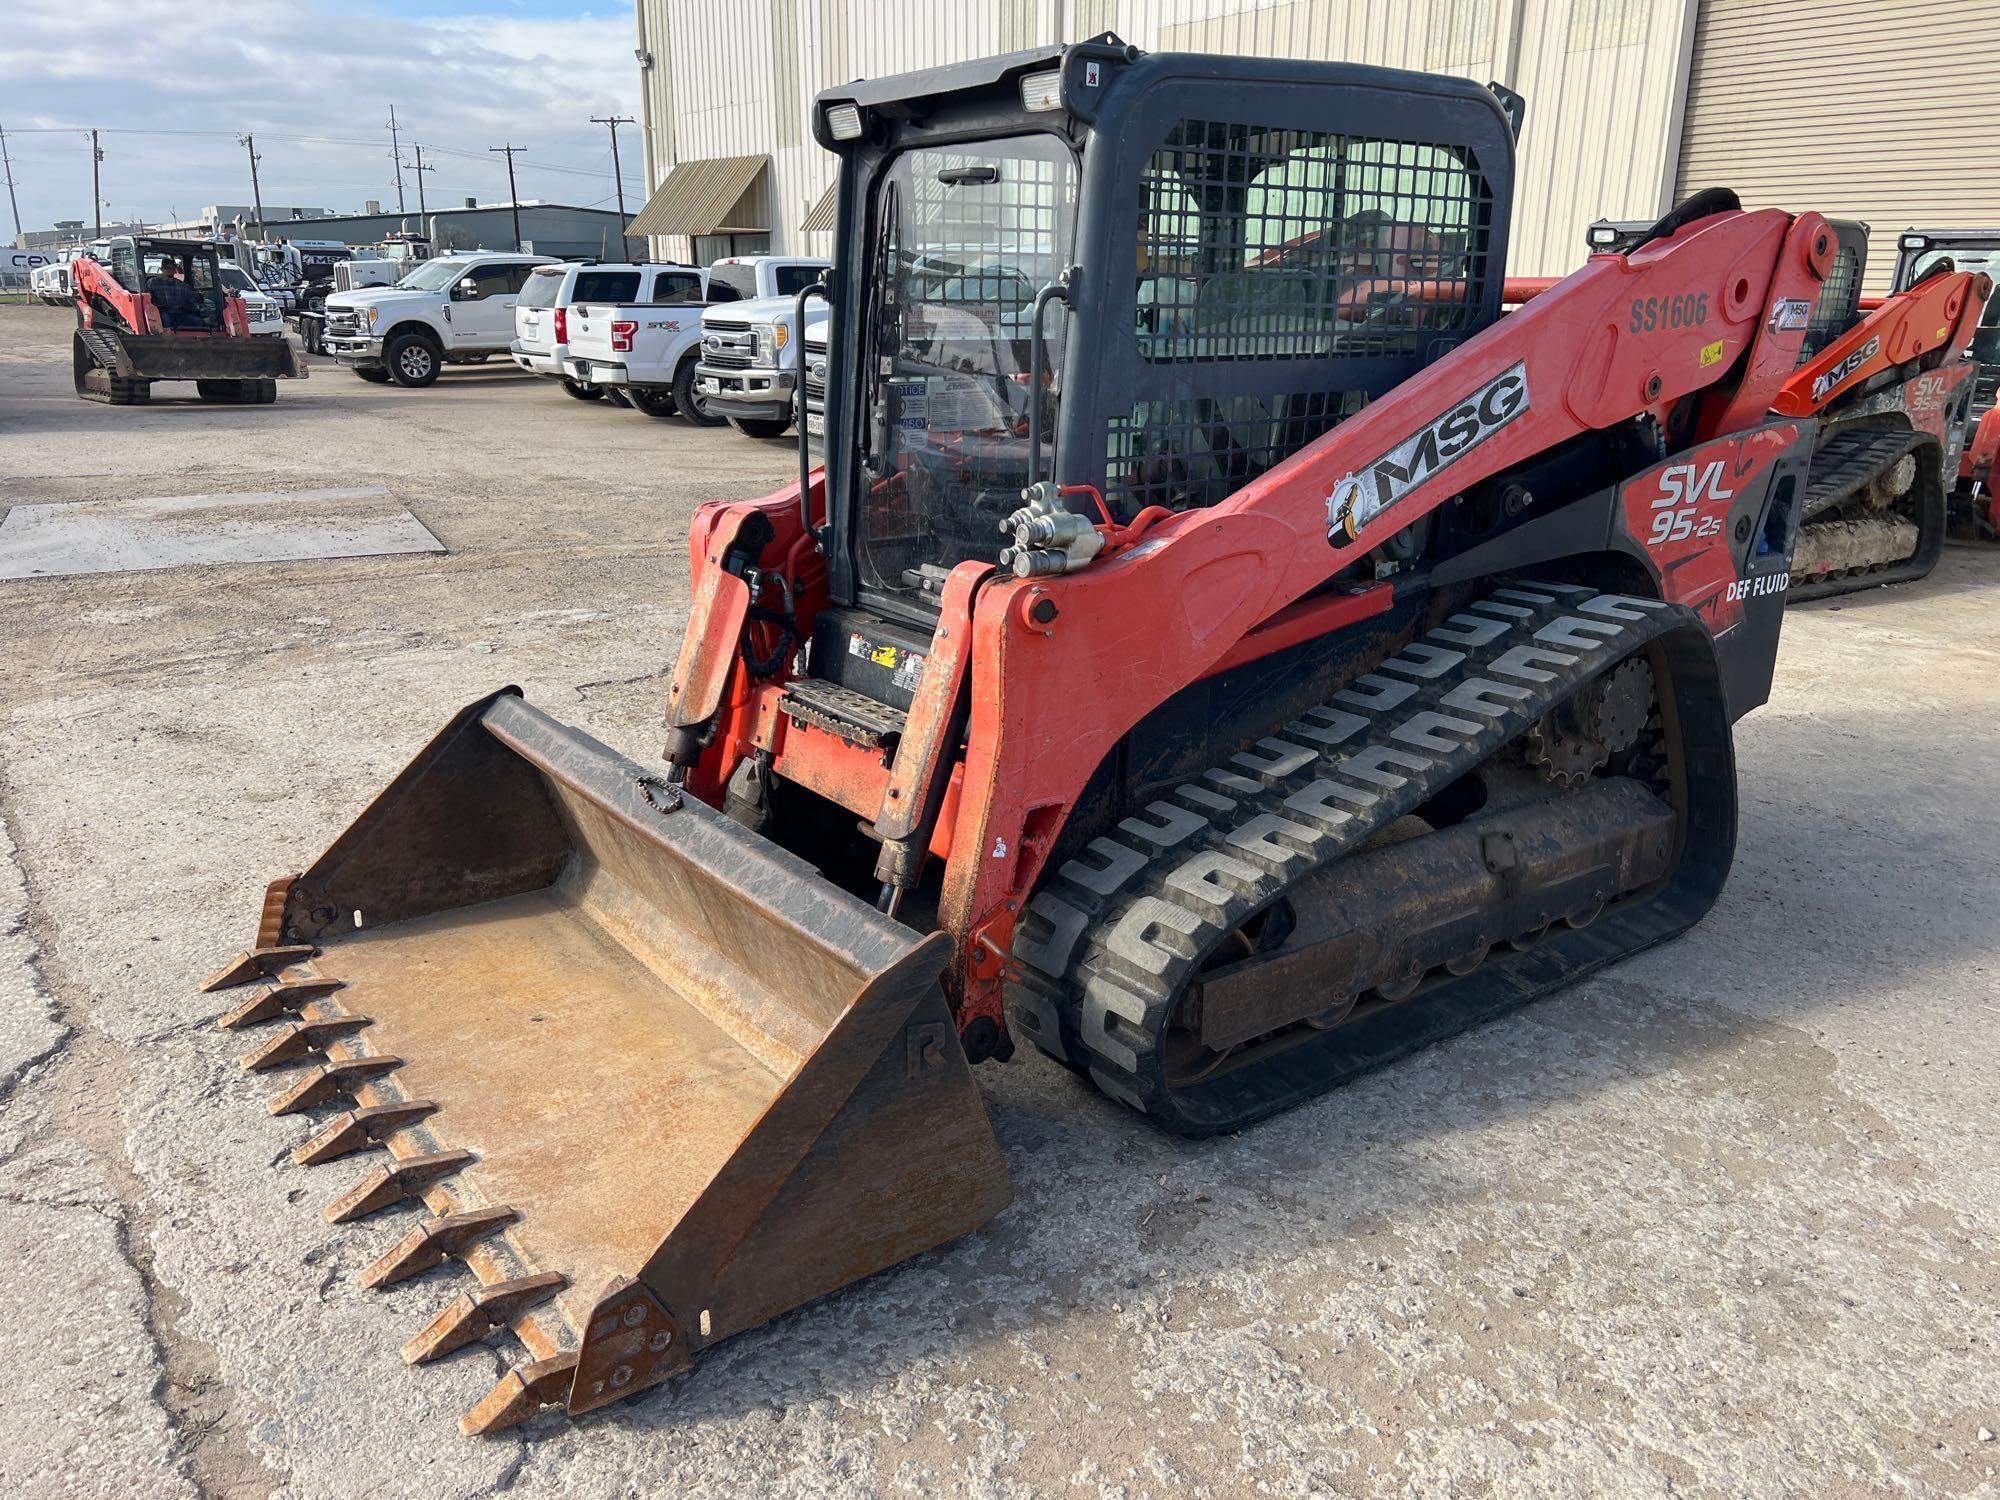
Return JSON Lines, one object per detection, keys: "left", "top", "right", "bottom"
{"left": 702, "top": 319, "right": 757, "bottom": 371}
{"left": 803, "top": 343, "right": 828, "bottom": 400}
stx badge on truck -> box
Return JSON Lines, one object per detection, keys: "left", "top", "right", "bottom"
{"left": 1327, "top": 361, "right": 1530, "bottom": 545}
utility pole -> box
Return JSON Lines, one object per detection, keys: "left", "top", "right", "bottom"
{"left": 91, "top": 128, "right": 103, "bottom": 237}
{"left": 0, "top": 125, "right": 22, "bottom": 248}
{"left": 412, "top": 143, "right": 437, "bottom": 216}
{"left": 591, "top": 115, "right": 636, "bottom": 260}
{"left": 240, "top": 134, "right": 266, "bottom": 239}
{"left": 489, "top": 144, "right": 524, "bottom": 251}
{"left": 387, "top": 105, "right": 406, "bottom": 213}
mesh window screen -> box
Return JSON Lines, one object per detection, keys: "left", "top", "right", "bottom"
{"left": 1116, "top": 119, "right": 1492, "bottom": 517}
{"left": 1799, "top": 242, "right": 1862, "bottom": 366}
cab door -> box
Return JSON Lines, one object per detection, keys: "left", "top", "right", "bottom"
{"left": 446, "top": 262, "right": 527, "bottom": 347}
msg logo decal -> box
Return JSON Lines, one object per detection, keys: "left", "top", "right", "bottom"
{"left": 1767, "top": 297, "right": 1813, "bottom": 333}
{"left": 1809, "top": 335, "right": 1879, "bottom": 403}
{"left": 1327, "top": 361, "right": 1529, "bottom": 545}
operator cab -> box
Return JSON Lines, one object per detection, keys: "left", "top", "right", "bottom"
{"left": 810, "top": 36, "right": 1515, "bottom": 633}
{"left": 100, "top": 236, "right": 232, "bottom": 333}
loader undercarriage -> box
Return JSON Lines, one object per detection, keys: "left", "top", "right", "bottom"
{"left": 1008, "top": 582, "right": 1732, "bottom": 1134}
{"left": 1788, "top": 423, "right": 1943, "bottom": 600}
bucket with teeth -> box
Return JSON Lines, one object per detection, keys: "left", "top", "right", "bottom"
{"left": 203, "top": 689, "right": 1012, "bottom": 1435}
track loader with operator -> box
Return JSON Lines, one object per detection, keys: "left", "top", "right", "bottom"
{"left": 201, "top": 38, "right": 1990, "bottom": 1436}
{"left": 1579, "top": 215, "right": 1990, "bottom": 598}
{"left": 71, "top": 235, "right": 306, "bottom": 405}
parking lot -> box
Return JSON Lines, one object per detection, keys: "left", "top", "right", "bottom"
{"left": 2, "top": 298, "right": 1997, "bottom": 1498}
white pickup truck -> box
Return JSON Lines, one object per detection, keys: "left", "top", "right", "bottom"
{"left": 694, "top": 260, "right": 833, "bottom": 438}
{"left": 517, "top": 261, "right": 703, "bottom": 406}
{"left": 322, "top": 250, "right": 554, "bottom": 387}
{"left": 561, "top": 254, "right": 827, "bottom": 424}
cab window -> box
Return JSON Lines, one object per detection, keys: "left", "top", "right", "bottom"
{"left": 774, "top": 264, "right": 822, "bottom": 296}
{"left": 457, "top": 264, "right": 518, "bottom": 300}
{"left": 652, "top": 271, "right": 704, "bottom": 303}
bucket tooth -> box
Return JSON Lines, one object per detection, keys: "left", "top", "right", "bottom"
{"left": 360, "top": 1205, "right": 520, "bottom": 1289}
{"left": 291, "top": 1100, "right": 438, "bottom": 1167}
{"left": 240, "top": 1016, "right": 373, "bottom": 1072}
{"left": 217, "top": 977, "right": 345, "bottom": 1031}
{"left": 461, "top": 1353, "right": 580, "bottom": 1437}
{"left": 201, "top": 944, "right": 315, "bottom": 993}
{"left": 567, "top": 1276, "right": 687, "bottom": 1418}
{"left": 267, "top": 1056, "right": 401, "bottom": 1116}
{"left": 403, "top": 1271, "right": 568, "bottom": 1365}
{"left": 326, "top": 1149, "right": 474, "bottom": 1223}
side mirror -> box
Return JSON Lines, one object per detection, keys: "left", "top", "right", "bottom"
{"left": 452, "top": 279, "right": 476, "bottom": 300}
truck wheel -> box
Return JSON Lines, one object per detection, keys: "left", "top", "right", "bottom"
{"left": 384, "top": 332, "right": 441, "bottom": 388}
{"left": 673, "top": 359, "right": 723, "bottom": 427}
{"left": 301, "top": 321, "right": 323, "bottom": 355}
{"left": 561, "top": 379, "right": 604, "bottom": 401}
{"left": 604, "top": 387, "right": 632, "bottom": 409}
{"left": 353, "top": 367, "right": 393, "bottom": 384}
{"left": 628, "top": 386, "right": 678, "bottom": 419}
{"left": 729, "top": 416, "right": 793, "bottom": 440}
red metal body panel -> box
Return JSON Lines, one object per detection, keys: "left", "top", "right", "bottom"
{"left": 1620, "top": 424, "right": 1800, "bottom": 631}
{"left": 665, "top": 206, "right": 1841, "bottom": 1039}
{"left": 1699, "top": 216, "right": 1839, "bottom": 437}
{"left": 1903, "top": 360, "right": 1977, "bottom": 446}
{"left": 1962, "top": 404, "right": 2000, "bottom": 488}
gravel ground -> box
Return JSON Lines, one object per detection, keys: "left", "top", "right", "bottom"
{"left": 1, "top": 300, "right": 1996, "bottom": 1498}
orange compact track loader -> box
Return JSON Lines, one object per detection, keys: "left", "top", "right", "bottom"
{"left": 203, "top": 39, "right": 1987, "bottom": 1434}
{"left": 1889, "top": 228, "right": 2000, "bottom": 540}
{"left": 1579, "top": 215, "right": 1990, "bottom": 598}
{"left": 71, "top": 234, "right": 305, "bottom": 405}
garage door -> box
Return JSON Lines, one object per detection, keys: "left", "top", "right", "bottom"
{"left": 1676, "top": 0, "right": 2000, "bottom": 291}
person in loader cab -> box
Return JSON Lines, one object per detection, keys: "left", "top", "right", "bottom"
{"left": 148, "top": 258, "right": 206, "bottom": 329}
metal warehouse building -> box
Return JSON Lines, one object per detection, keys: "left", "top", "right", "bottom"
{"left": 630, "top": 0, "right": 2000, "bottom": 291}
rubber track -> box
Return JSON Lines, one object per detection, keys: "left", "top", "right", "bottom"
{"left": 1006, "top": 581, "right": 1690, "bottom": 1131}
{"left": 1800, "top": 423, "right": 1927, "bottom": 521}
{"left": 1790, "top": 422, "right": 1939, "bottom": 596}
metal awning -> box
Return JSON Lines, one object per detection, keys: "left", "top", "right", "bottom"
{"left": 627, "top": 155, "right": 769, "bottom": 238}
{"left": 801, "top": 181, "right": 839, "bottom": 234}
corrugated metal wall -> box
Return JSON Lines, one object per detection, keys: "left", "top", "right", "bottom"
{"left": 633, "top": 0, "right": 1697, "bottom": 276}
{"left": 1677, "top": 0, "right": 2000, "bottom": 294}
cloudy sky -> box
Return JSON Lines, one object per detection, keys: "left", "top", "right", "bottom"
{"left": 0, "top": 0, "right": 644, "bottom": 234}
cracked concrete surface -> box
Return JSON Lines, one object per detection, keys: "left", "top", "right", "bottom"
{"left": 1, "top": 303, "right": 1997, "bottom": 1497}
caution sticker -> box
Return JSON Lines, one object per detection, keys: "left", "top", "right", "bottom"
{"left": 848, "top": 631, "right": 900, "bottom": 670}
{"left": 1699, "top": 338, "right": 1725, "bottom": 368}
